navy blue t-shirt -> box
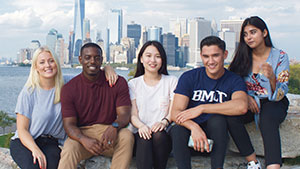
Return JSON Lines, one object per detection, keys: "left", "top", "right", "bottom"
{"left": 174, "top": 67, "right": 246, "bottom": 124}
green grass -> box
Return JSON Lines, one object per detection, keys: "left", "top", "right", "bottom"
{"left": 283, "top": 156, "right": 300, "bottom": 165}
{"left": 0, "top": 133, "right": 14, "bottom": 148}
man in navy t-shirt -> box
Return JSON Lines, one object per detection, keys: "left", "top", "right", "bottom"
{"left": 170, "top": 36, "right": 248, "bottom": 169}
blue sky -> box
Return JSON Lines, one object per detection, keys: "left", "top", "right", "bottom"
{"left": 0, "top": 0, "right": 299, "bottom": 61}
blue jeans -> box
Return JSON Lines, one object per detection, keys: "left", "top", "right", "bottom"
{"left": 170, "top": 114, "right": 228, "bottom": 169}
{"left": 10, "top": 136, "right": 61, "bottom": 169}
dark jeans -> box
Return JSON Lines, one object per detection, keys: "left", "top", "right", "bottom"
{"left": 134, "top": 130, "right": 172, "bottom": 169}
{"left": 170, "top": 114, "right": 228, "bottom": 169}
{"left": 227, "top": 96, "right": 289, "bottom": 166}
{"left": 10, "top": 136, "right": 61, "bottom": 169}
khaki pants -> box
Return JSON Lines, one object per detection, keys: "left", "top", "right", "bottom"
{"left": 58, "top": 124, "right": 134, "bottom": 169}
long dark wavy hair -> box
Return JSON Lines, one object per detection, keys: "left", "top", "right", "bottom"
{"left": 229, "top": 16, "right": 273, "bottom": 77}
{"left": 134, "top": 41, "right": 168, "bottom": 78}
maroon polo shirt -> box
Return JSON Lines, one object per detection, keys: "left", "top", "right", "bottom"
{"left": 61, "top": 70, "right": 131, "bottom": 127}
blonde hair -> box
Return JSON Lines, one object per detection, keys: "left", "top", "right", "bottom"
{"left": 25, "top": 46, "right": 64, "bottom": 104}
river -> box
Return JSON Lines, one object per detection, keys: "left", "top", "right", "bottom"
{"left": 0, "top": 66, "right": 186, "bottom": 116}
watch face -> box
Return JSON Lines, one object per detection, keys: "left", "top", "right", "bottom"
{"left": 112, "top": 122, "right": 119, "bottom": 128}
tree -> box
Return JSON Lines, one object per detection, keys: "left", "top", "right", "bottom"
{"left": 0, "top": 110, "right": 16, "bottom": 134}
{"left": 289, "top": 64, "right": 300, "bottom": 94}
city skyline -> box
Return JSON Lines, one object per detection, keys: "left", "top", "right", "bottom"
{"left": 0, "top": 0, "right": 300, "bottom": 61}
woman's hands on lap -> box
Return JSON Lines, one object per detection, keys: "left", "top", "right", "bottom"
{"left": 32, "top": 147, "right": 47, "bottom": 169}
{"left": 151, "top": 121, "right": 167, "bottom": 133}
{"left": 138, "top": 124, "right": 152, "bottom": 140}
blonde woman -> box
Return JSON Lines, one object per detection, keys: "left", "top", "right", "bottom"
{"left": 10, "top": 46, "right": 118, "bottom": 169}
{"left": 9, "top": 46, "right": 65, "bottom": 169}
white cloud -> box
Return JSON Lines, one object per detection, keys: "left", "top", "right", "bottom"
{"left": 85, "top": 0, "right": 107, "bottom": 30}
{"left": 0, "top": 0, "right": 300, "bottom": 60}
{"left": 0, "top": 8, "right": 42, "bottom": 29}
{"left": 225, "top": 6, "right": 235, "bottom": 12}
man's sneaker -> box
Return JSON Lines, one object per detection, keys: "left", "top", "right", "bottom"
{"left": 247, "top": 160, "right": 261, "bottom": 169}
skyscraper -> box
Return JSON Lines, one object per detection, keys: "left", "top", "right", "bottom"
{"left": 220, "top": 18, "right": 243, "bottom": 62}
{"left": 29, "top": 40, "right": 41, "bottom": 51}
{"left": 105, "top": 28, "right": 110, "bottom": 62}
{"left": 72, "top": 0, "right": 85, "bottom": 58}
{"left": 68, "top": 31, "right": 74, "bottom": 64}
{"left": 148, "top": 26, "right": 162, "bottom": 42}
{"left": 127, "top": 22, "right": 141, "bottom": 48}
{"left": 83, "top": 18, "right": 90, "bottom": 41}
{"left": 46, "top": 29, "right": 66, "bottom": 65}
{"left": 188, "top": 17, "right": 212, "bottom": 65}
{"left": 169, "top": 18, "right": 188, "bottom": 38}
{"left": 219, "top": 30, "right": 236, "bottom": 63}
{"left": 46, "top": 28, "right": 58, "bottom": 53}
{"left": 108, "top": 9, "right": 123, "bottom": 44}
{"left": 220, "top": 18, "right": 243, "bottom": 42}
{"left": 162, "top": 33, "right": 176, "bottom": 66}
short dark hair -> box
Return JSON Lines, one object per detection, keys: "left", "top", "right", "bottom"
{"left": 80, "top": 42, "right": 102, "bottom": 56}
{"left": 200, "top": 36, "right": 226, "bottom": 52}
{"left": 134, "top": 41, "right": 168, "bottom": 77}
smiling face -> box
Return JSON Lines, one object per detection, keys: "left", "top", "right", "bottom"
{"left": 140, "top": 45, "right": 162, "bottom": 75}
{"left": 79, "top": 46, "right": 103, "bottom": 81}
{"left": 200, "top": 45, "right": 227, "bottom": 79}
{"left": 36, "top": 51, "right": 57, "bottom": 80}
{"left": 243, "top": 24, "right": 267, "bottom": 49}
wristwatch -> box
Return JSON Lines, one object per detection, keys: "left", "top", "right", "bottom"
{"left": 112, "top": 122, "right": 119, "bottom": 129}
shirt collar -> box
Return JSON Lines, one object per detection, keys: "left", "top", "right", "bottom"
{"left": 80, "top": 70, "right": 105, "bottom": 87}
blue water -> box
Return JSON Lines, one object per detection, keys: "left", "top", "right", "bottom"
{"left": 0, "top": 66, "right": 185, "bottom": 116}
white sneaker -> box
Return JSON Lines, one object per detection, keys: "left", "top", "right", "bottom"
{"left": 247, "top": 160, "right": 262, "bottom": 169}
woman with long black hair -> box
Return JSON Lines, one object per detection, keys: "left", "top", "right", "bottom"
{"left": 128, "top": 41, "right": 177, "bottom": 169}
{"left": 228, "top": 16, "right": 290, "bottom": 169}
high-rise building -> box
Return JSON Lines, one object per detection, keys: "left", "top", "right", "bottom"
{"left": 148, "top": 26, "right": 162, "bottom": 42}
{"left": 169, "top": 18, "right": 188, "bottom": 38}
{"left": 83, "top": 18, "right": 90, "bottom": 41}
{"left": 46, "top": 29, "right": 58, "bottom": 53}
{"left": 220, "top": 18, "right": 243, "bottom": 62}
{"left": 121, "top": 37, "right": 136, "bottom": 64}
{"left": 140, "top": 26, "right": 148, "bottom": 46}
{"left": 96, "top": 30, "right": 102, "bottom": 42}
{"left": 108, "top": 9, "right": 123, "bottom": 44}
{"left": 162, "top": 33, "right": 176, "bottom": 66}
{"left": 29, "top": 40, "right": 41, "bottom": 50}
{"left": 46, "top": 29, "right": 66, "bottom": 65}
{"left": 220, "top": 19, "right": 243, "bottom": 42}
{"left": 211, "top": 19, "right": 218, "bottom": 36}
{"left": 178, "top": 46, "right": 189, "bottom": 67}
{"left": 17, "top": 48, "right": 31, "bottom": 63}
{"left": 72, "top": 0, "right": 85, "bottom": 58}
{"left": 219, "top": 29, "right": 236, "bottom": 63}
{"left": 188, "top": 17, "right": 212, "bottom": 65}
{"left": 56, "top": 34, "right": 65, "bottom": 65}
{"left": 68, "top": 31, "right": 74, "bottom": 64}
{"left": 127, "top": 22, "right": 141, "bottom": 48}
{"left": 169, "top": 18, "right": 188, "bottom": 47}
{"left": 105, "top": 28, "right": 110, "bottom": 62}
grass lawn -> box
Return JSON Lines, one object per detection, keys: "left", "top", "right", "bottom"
{"left": 283, "top": 156, "right": 300, "bottom": 165}
{"left": 0, "top": 133, "right": 14, "bottom": 148}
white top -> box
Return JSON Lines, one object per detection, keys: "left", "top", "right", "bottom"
{"left": 128, "top": 74, "right": 178, "bottom": 133}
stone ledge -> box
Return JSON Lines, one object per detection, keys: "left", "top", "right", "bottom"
{"left": 228, "top": 110, "right": 300, "bottom": 158}
{"left": 80, "top": 151, "right": 264, "bottom": 169}
{"left": 1, "top": 147, "right": 300, "bottom": 169}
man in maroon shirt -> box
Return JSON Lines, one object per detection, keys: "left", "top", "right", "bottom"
{"left": 58, "top": 43, "right": 133, "bottom": 169}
